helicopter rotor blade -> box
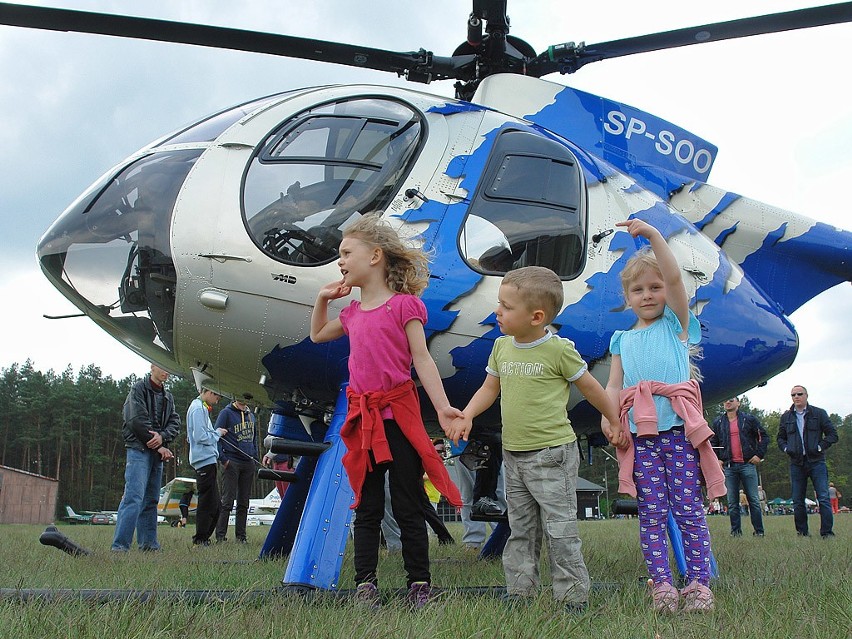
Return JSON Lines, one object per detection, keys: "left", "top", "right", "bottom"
{"left": 0, "top": 2, "right": 474, "bottom": 83}
{"left": 529, "top": 2, "right": 852, "bottom": 76}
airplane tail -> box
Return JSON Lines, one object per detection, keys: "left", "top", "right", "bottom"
{"left": 672, "top": 183, "right": 852, "bottom": 315}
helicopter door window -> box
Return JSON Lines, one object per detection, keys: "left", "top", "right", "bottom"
{"left": 243, "top": 98, "right": 423, "bottom": 266}
{"left": 462, "top": 129, "right": 586, "bottom": 279}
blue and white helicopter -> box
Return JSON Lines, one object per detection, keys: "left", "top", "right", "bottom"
{"left": 4, "top": 1, "right": 851, "bottom": 592}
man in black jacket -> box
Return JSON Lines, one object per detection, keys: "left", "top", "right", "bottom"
{"left": 111, "top": 364, "right": 181, "bottom": 552}
{"left": 711, "top": 397, "right": 768, "bottom": 537}
{"left": 777, "top": 385, "right": 839, "bottom": 538}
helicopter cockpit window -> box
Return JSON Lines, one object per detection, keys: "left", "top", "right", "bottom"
{"left": 37, "top": 149, "right": 202, "bottom": 365}
{"left": 157, "top": 92, "right": 295, "bottom": 146}
{"left": 462, "top": 129, "right": 586, "bottom": 279}
{"left": 243, "top": 98, "right": 424, "bottom": 265}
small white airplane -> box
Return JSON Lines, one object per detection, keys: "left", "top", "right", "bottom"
{"left": 225, "top": 489, "right": 282, "bottom": 527}
{"left": 157, "top": 476, "right": 198, "bottom": 520}
{"left": 160, "top": 476, "right": 281, "bottom": 526}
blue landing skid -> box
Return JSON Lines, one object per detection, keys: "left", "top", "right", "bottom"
{"left": 479, "top": 521, "right": 510, "bottom": 560}
{"left": 281, "top": 385, "right": 354, "bottom": 591}
{"left": 666, "top": 510, "right": 719, "bottom": 581}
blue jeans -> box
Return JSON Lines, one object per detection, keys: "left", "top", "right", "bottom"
{"left": 724, "top": 462, "right": 763, "bottom": 534}
{"left": 789, "top": 459, "right": 833, "bottom": 536}
{"left": 112, "top": 448, "right": 163, "bottom": 551}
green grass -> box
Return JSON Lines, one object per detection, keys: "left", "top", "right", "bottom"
{"left": 1, "top": 515, "right": 849, "bottom": 639}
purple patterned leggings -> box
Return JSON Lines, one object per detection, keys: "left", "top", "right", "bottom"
{"left": 633, "top": 428, "right": 712, "bottom": 586}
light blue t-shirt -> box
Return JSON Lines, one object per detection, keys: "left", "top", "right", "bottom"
{"left": 610, "top": 306, "right": 701, "bottom": 433}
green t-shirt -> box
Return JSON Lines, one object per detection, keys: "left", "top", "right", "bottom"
{"left": 487, "top": 331, "right": 588, "bottom": 451}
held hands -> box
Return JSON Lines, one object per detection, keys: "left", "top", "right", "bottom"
{"left": 157, "top": 446, "right": 174, "bottom": 461}
{"left": 318, "top": 278, "right": 352, "bottom": 302}
{"left": 601, "top": 419, "right": 629, "bottom": 450}
{"left": 446, "top": 415, "right": 473, "bottom": 446}
{"left": 216, "top": 427, "right": 228, "bottom": 437}
{"left": 436, "top": 405, "right": 464, "bottom": 437}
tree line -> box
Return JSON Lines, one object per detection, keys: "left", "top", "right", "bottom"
{"left": 0, "top": 360, "right": 276, "bottom": 514}
{"left": 1, "top": 361, "right": 849, "bottom": 516}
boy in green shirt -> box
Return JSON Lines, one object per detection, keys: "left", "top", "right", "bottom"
{"left": 449, "top": 266, "right": 624, "bottom": 610}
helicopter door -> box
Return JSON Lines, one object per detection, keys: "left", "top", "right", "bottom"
{"left": 461, "top": 128, "right": 587, "bottom": 279}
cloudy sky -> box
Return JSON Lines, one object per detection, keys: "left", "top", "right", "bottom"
{"left": 1, "top": 1, "right": 850, "bottom": 415}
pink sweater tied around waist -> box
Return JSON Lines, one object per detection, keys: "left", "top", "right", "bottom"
{"left": 615, "top": 379, "right": 726, "bottom": 500}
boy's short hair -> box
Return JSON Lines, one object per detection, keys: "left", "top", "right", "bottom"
{"left": 501, "top": 266, "right": 564, "bottom": 324}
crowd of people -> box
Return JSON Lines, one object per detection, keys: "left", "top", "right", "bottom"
{"left": 110, "top": 213, "right": 841, "bottom": 615}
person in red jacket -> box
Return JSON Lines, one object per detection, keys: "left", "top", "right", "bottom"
{"left": 311, "top": 214, "right": 462, "bottom": 609}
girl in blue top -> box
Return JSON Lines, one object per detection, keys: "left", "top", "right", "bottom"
{"left": 603, "top": 219, "right": 714, "bottom": 614}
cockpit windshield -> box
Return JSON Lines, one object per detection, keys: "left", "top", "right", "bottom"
{"left": 37, "top": 149, "right": 202, "bottom": 364}
{"left": 243, "top": 97, "right": 424, "bottom": 264}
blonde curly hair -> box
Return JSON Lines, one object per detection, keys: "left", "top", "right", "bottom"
{"left": 343, "top": 213, "right": 431, "bottom": 296}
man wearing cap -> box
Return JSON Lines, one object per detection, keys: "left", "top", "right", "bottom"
{"left": 186, "top": 386, "right": 227, "bottom": 546}
{"left": 112, "top": 363, "right": 180, "bottom": 552}
{"left": 214, "top": 396, "right": 259, "bottom": 543}
{"left": 777, "top": 385, "right": 839, "bottom": 538}
{"left": 710, "top": 396, "right": 768, "bottom": 537}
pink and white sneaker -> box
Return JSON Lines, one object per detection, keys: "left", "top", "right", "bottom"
{"left": 680, "top": 581, "right": 714, "bottom": 612}
{"left": 648, "top": 579, "right": 679, "bottom": 614}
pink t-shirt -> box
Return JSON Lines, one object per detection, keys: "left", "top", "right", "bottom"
{"left": 339, "top": 294, "right": 427, "bottom": 408}
{"left": 729, "top": 416, "right": 744, "bottom": 463}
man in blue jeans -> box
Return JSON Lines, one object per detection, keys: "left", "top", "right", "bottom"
{"left": 711, "top": 397, "right": 768, "bottom": 536}
{"left": 112, "top": 364, "right": 181, "bottom": 552}
{"left": 777, "top": 385, "right": 838, "bottom": 538}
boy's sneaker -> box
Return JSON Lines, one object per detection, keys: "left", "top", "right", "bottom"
{"left": 563, "top": 601, "right": 589, "bottom": 614}
{"left": 648, "top": 580, "right": 679, "bottom": 614}
{"left": 353, "top": 582, "right": 380, "bottom": 609}
{"left": 472, "top": 497, "right": 503, "bottom": 518}
{"left": 406, "top": 581, "right": 432, "bottom": 609}
{"left": 680, "top": 581, "right": 714, "bottom": 613}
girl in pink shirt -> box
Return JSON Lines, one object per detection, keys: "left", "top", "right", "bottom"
{"left": 311, "top": 214, "right": 461, "bottom": 609}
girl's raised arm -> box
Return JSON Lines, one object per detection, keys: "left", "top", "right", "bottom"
{"left": 310, "top": 280, "right": 349, "bottom": 343}
{"left": 617, "top": 219, "right": 690, "bottom": 339}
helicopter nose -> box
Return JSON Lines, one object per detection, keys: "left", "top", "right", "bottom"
{"left": 697, "top": 272, "right": 798, "bottom": 402}
{"left": 37, "top": 148, "right": 203, "bottom": 368}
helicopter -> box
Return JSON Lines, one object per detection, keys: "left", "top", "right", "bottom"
{"left": 2, "top": 1, "right": 851, "bottom": 592}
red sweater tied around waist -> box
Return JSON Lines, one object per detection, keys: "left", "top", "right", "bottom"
{"left": 341, "top": 379, "right": 462, "bottom": 509}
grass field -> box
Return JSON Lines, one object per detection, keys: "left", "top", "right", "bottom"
{"left": 1, "top": 515, "right": 849, "bottom": 639}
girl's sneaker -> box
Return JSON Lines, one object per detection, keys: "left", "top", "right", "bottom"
{"left": 680, "top": 581, "right": 714, "bottom": 612}
{"left": 648, "top": 579, "right": 679, "bottom": 614}
{"left": 406, "top": 581, "right": 432, "bottom": 609}
{"left": 353, "top": 582, "right": 380, "bottom": 609}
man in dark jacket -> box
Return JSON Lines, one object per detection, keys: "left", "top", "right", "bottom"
{"left": 112, "top": 364, "right": 181, "bottom": 551}
{"left": 214, "top": 397, "right": 259, "bottom": 543}
{"left": 777, "top": 385, "right": 839, "bottom": 538}
{"left": 711, "top": 397, "right": 768, "bottom": 536}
